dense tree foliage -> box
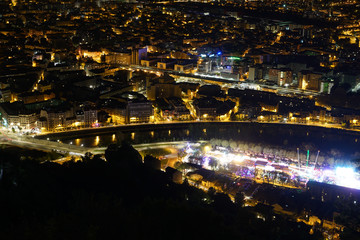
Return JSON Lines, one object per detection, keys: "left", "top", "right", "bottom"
{"left": 0, "top": 143, "right": 323, "bottom": 240}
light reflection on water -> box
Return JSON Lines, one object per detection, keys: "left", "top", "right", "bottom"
{"left": 131, "top": 132, "right": 135, "bottom": 140}
{"left": 62, "top": 129, "right": 195, "bottom": 147}
{"left": 58, "top": 125, "right": 360, "bottom": 158}
{"left": 94, "top": 136, "right": 100, "bottom": 146}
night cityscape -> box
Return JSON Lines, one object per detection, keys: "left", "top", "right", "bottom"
{"left": 1, "top": 0, "right": 360, "bottom": 239}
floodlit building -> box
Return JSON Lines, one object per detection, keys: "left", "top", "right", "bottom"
{"left": 298, "top": 71, "right": 322, "bottom": 91}
{"left": 0, "top": 102, "right": 39, "bottom": 129}
{"left": 127, "top": 99, "right": 153, "bottom": 123}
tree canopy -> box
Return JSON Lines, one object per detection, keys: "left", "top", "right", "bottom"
{"left": 0, "top": 144, "right": 323, "bottom": 240}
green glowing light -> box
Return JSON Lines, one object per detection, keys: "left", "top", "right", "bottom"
{"left": 227, "top": 57, "right": 241, "bottom": 60}
{"left": 306, "top": 150, "right": 309, "bottom": 167}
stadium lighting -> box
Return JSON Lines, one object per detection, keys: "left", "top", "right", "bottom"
{"left": 335, "top": 167, "right": 355, "bottom": 178}
{"left": 335, "top": 167, "right": 360, "bottom": 189}
{"left": 264, "top": 165, "right": 275, "bottom": 172}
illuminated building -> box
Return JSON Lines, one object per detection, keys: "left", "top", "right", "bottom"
{"left": 103, "top": 93, "right": 153, "bottom": 124}
{"left": 18, "top": 91, "right": 55, "bottom": 104}
{"left": 277, "top": 68, "right": 293, "bottom": 86}
{"left": 147, "top": 83, "right": 182, "bottom": 101}
{"left": 131, "top": 47, "right": 147, "bottom": 65}
{"left": 146, "top": 75, "right": 182, "bottom": 100}
{"left": 127, "top": 99, "right": 153, "bottom": 123}
{"left": 174, "top": 62, "right": 195, "bottom": 73}
{"left": 298, "top": 70, "right": 322, "bottom": 91}
{"left": 103, "top": 51, "right": 132, "bottom": 65}
{"left": 0, "top": 102, "right": 38, "bottom": 129}
{"left": 248, "top": 66, "right": 263, "bottom": 81}
{"left": 76, "top": 107, "right": 98, "bottom": 127}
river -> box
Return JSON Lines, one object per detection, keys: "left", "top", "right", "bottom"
{"left": 44, "top": 122, "right": 360, "bottom": 160}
